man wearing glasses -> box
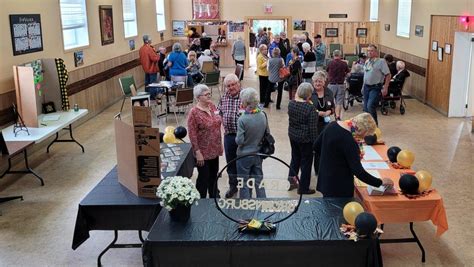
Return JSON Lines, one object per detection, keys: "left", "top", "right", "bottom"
{"left": 363, "top": 44, "right": 391, "bottom": 125}
{"left": 217, "top": 74, "right": 242, "bottom": 198}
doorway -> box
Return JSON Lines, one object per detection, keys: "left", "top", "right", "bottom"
{"left": 245, "top": 17, "right": 290, "bottom": 69}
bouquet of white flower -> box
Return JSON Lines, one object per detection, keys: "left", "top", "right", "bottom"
{"left": 156, "top": 176, "right": 200, "bottom": 211}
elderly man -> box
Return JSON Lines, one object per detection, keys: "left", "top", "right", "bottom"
{"left": 279, "top": 32, "right": 291, "bottom": 60}
{"left": 257, "top": 27, "right": 269, "bottom": 48}
{"left": 217, "top": 74, "right": 242, "bottom": 198}
{"left": 198, "top": 49, "right": 213, "bottom": 69}
{"left": 313, "top": 34, "right": 326, "bottom": 68}
{"left": 232, "top": 36, "right": 246, "bottom": 80}
{"left": 363, "top": 44, "right": 391, "bottom": 125}
{"left": 139, "top": 34, "right": 159, "bottom": 86}
{"left": 327, "top": 50, "right": 350, "bottom": 120}
{"left": 268, "top": 34, "right": 281, "bottom": 57}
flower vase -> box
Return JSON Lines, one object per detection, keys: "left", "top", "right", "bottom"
{"left": 169, "top": 204, "right": 191, "bottom": 222}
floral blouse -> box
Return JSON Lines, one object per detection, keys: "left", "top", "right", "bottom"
{"left": 187, "top": 103, "right": 223, "bottom": 160}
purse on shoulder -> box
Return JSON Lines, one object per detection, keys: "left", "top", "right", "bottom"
{"left": 259, "top": 112, "right": 275, "bottom": 158}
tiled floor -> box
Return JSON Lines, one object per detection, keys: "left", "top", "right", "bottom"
{"left": 0, "top": 68, "right": 472, "bottom": 266}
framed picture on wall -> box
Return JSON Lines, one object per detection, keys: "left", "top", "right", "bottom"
{"left": 99, "top": 5, "right": 114, "bottom": 45}
{"left": 172, "top": 20, "right": 186, "bottom": 37}
{"left": 293, "top": 20, "right": 306, "bottom": 31}
{"left": 356, "top": 28, "right": 368, "bottom": 37}
{"left": 415, "top": 25, "right": 424, "bottom": 37}
{"left": 325, "top": 28, "right": 338, "bottom": 37}
{"left": 9, "top": 14, "right": 43, "bottom": 56}
{"left": 437, "top": 47, "right": 443, "bottom": 62}
{"left": 445, "top": 43, "right": 451, "bottom": 54}
{"left": 384, "top": 24, "right": 390, "bottom": 31}
{"left": 192, "top": 0, "right": 220, "bottom": 20}
{"left": 432, "top": 41, "right": 438, "bottom": 51}
{"left": 74, "top": 51, "right": 84, "bottom": 67}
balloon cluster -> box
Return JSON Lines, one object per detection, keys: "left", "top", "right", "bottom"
{"left": 387, "top": 146, "right": 433, "bottom": 194}
{"left": 343, "top": 202, "right": 378, "bottom": 237}
{"left": 364, "top": 128, "right": 382, "bottom": 145}
{"left": 160, "top": 126, "right": 188, "bottom": 144}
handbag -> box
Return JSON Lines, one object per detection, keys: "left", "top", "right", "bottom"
{"left": 279, "top": 67, "right": 291, "bottom": 79}
{"left": 259, "top": 112, "right": 275, "bottom": 158}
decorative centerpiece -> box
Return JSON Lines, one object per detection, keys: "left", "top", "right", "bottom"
{"left": 156, "top": 176, "right": 200, "bottom": 222}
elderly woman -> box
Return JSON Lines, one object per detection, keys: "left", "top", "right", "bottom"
{"left": 287, "top": 83, "right": 319, "bottom": 194}
{"left": 287, "top": 46, "right": 302, "bottom": 100}
{"left": 198, "top": 49, "right": 213, "bottom": 69}
{"left": 389, "top": 60, "right": 411, "bottom": 94}
{"left": 236, "top": 88, "right": 267, "bottom": 198}
{"left": 267, "top": 48, "right": 285, "bottom": 109}
{"left": 186, "top": 51, "right": 202, "bottom": 86}
{"left": 314, "top": 113, "right": 393, "bottom": 197}
{"left": 187, "top": 84, "right": 223, "bottom": 198}
{"left": 311, "top": 71, "right": 335, "bottom": 175}
{"left": 257, "top": 44, "right": 270, "bottom": 105}
{"left": 301, "top": 42, "right": 316, "bottom": 83}
{"left": 167, "top": 42, "right": 188, "bottom": 81}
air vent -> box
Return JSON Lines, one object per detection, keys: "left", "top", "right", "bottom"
{"left": 329, "top": 14, "right": 348, "bottom": 18}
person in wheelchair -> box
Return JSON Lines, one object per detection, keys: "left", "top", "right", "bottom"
{"left": 346, "top": 64, "right": 364, "bottom": 102}
{"left": 388, "top": 61, "right": 410, "bottom": 96}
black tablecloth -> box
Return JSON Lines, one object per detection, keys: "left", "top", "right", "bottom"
{"left": 72, "top": 143, "right": 194, "bottom": 250}
{"left": 142, "top": 198, "right": 382, "bottom": 267}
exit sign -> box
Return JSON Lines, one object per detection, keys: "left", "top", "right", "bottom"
{"left": 264, "top": 4, "right": 272, "bottom": 14}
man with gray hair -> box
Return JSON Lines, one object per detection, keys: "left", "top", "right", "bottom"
{"left": 232, "top": 36, "right": 246, "bottom": 80}
{"left": 279, "top": 32, "right": 291, "bottom": 60}
{"left": 198, "top": 49, "right": 213, "bottom": 69}
{"left": 217, "top": 74, "right": 242, "bottom": 198}
{"left": 326, "top": 49, "right": 350, "bottom": 120}
{"left": 257, "top": 27, "right": 269, "bottom": 48}
{"left": 139, "top": 34, "right": 159, "bottom": 86}
{"left": 363, "top": 44, "right": 391, "bottom": 125}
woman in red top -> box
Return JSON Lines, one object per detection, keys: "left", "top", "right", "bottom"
{"left": 187, "top": 84, "right": 223, "bottom": 198}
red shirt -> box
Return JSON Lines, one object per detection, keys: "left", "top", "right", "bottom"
{"left": 139, "top": 44, "right": 159, "bottom": 74}
{"left": 187, "top": 104, "right": 223, "bottom": 160}
{"left": 327, "top": 58, "right": 349, "bottom": 84}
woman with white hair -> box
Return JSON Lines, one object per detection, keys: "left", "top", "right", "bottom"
{"left": 198, "top": 49, "right": 214, "bottom": 69}
{"left": 388, "top": 60, "right": 410, "bottom": 94}
{"left": 267, "top": 48, "right": 285, "bottom": 109}
{"left": 287, "top": 82, "right": 319, "bottom": 194}
{"left": 235, "top": 87, "right": 267, "bottom": 198}
{"left": 167, "top": 42, "right": 188, "bottom": 79}
{"left": 301, "top": 42, "right": 316, "bottom": 83}
{"left": 314, "top": 113, "right": 394, "bottom": 197}
{"left": 187, "top": 84, "right": 223, "bottom": 198}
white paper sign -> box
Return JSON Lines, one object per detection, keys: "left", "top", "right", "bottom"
{"left": 362, "top": 145, "right": 383, "bottom": 160}
{"left": 362, "top": 162, "right": 390, "bottom": 170}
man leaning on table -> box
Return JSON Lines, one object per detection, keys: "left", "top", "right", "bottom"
{"left": 139, "top": 34, "right": 160, "bottom": 86}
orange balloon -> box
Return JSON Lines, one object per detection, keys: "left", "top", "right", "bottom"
{"left": 416, "top": 170, "right": 433, "bottom": 192}
{"left": 343, "top": 202, "right": 364, "bottom": 225}
{"left": 397, "top": 150, "right": 415, "bottom": 168}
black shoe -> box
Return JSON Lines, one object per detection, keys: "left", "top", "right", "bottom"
{"left": 225, "top": 187, "right": 238, "bottom": 198}
{"left": 288, "top": 183, "right": 298, "bottom": 191}
{"left": 263, "top": 104, "right": 269, "bottom": 108}
{"left": 297, "top": 189, "right": 316, "bottom": 195}
{"left": 276, "top": 106, "right": 281, "bottom": 110}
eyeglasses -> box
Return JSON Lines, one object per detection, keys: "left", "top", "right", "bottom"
{"left": 200, "top": 92, "right": 211, "bottom": 97}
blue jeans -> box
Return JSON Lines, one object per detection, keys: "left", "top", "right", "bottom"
{"left": 237, "top": 155, "right": 266, "bottom": 198}
{"left": 145, "top": 73, "right": 157, "bottom": 86}
{"left": 224, "top": 134, "right": 238, "bottom": 189}
{"left": 363, "top": 84, "right": 382, "bottom": 125}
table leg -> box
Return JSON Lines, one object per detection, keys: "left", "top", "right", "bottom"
{"left": 379, "top": 222, "right": 426, "bottom": 262}
{"left": 47, "top": 124, "right": 85, "bottom": 153}
{"left": 97, "top": 230, "right": 145, "bottom": 267}
{"left": 0, "top": 150, "right": 44, "bottom": 186}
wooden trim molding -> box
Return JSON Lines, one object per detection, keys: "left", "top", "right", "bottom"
{"left": 380, "top": 52, "right": 426, "bottom": 77}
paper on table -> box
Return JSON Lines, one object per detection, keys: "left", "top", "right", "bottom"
{"left": 362, "top": 161, "right": 390, "bottom": 170}
{"left": 43, "top": 115, "right": 61, "bottom": 121}
{"left": 355, "top": 170, "right": 381, "bottom": 187}
{"left": 362, "top": 145, "right": 383, "bottom": 160}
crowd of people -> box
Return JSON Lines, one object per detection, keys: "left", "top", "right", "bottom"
{"left": 137, "top": 29, "right": 412, "bottom": 199}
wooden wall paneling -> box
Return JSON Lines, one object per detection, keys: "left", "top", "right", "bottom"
{"left": 426, "top": 16, "right": 472, "bottom": 114}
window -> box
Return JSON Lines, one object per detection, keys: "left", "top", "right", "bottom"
{"left": 369, "top": 0, "right": 379, "bottom": 21}
{"left": 122, "top": 0, "right": 138, "bottom": 38}
{"left": 397, "top": 0, "right": 412, "bottom": 38}
{"left": 156, "top": 0, "right": 166, "bottom": 32}
{"left": 59, "top": 0, "right": 90, "bottom": 50}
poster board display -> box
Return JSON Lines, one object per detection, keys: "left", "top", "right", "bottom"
{"left": 9, "top": 14, "right": 43, "bottom": 56}
{"left": 192, "top": 0, "right": 220, "bottom": 20}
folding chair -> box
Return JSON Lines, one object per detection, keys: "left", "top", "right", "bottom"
{"left": 170, "top": 88, "right": 194, "bottom": 125}
{"left": 203, "top": 71, "right": 221, "bottom": 97}
{"left": 201, "top": 61, "right": 215, "bottom": 74}
{"left": 118, "top": 76, "right": 149, "bottom": 114}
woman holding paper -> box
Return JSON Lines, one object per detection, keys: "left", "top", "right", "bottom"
{"left": 314, "top": 113, "right": 393, "bottom": 197}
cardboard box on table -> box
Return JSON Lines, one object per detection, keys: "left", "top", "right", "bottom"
{"left": 115, "top": 106, "right": 160, "bottom": 198}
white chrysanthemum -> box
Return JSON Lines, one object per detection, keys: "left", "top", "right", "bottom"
{"left": 156, "top": 176, "right": 200, "bottom": 210}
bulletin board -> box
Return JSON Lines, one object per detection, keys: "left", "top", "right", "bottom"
{"left": 9, "top": 14, "right": 43, "bottom": 56}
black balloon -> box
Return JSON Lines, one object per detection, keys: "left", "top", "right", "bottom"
{"left": 364, "top": 134, "right": 377, "bottom": 145}
{"left": 174, "top": 126, "right": 187, "bottom": 139}
{"left": 159, "top": 132, "right": 164, "bottom": 143}
{"left": 399, "top": 174, "right": 419, "bottom": 195}
{"left": 355, "top": 212, "right": 378, "bottom": 236}
{"left": 387, "top": 146, "right": 402, "bottom": 163}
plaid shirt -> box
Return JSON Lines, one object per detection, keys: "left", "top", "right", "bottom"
{"left": 217, "top": 92, "right": 241, "bottom": 135}
{"left": 288, "top": 100, "right": 318, "bottom": 143}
